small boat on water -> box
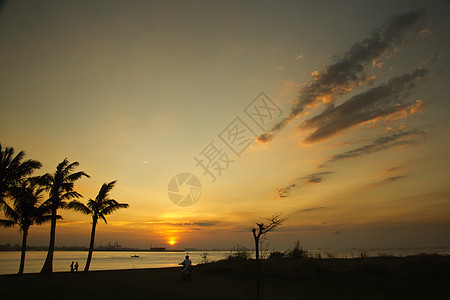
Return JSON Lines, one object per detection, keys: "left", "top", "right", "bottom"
{"left": 131, "top": 255, "right": 139, "bottom": 258}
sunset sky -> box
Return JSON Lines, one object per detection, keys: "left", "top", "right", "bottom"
{"left": 1, "top": 0, "right": 449, "bottom": 250}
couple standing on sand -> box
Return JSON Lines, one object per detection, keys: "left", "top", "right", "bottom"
{"left": 70, "top": 261, "right": 79, "bottom": 272}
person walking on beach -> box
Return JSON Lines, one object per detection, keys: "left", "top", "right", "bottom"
{"left": 70, "top": 261, "right": 74, "bottom": 273}
{"left": 74, "top": 262, "right": 79, "bottom": 272}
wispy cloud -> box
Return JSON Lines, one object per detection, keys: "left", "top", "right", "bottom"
{"left": 320, "top": 129, "right": 427, "bottom": 168}
{"left": 143, "top": 220, "right": 220, "bottom": 227}
{"left": 301, "top": 68, "right": 427, "bottom": 144}
{"left": 257, "top": 10, "right": 424, "bottom": 143}
{"left": 276, "top": 172, "right": 333, "bottom": 198}
{"left": 300, "top": 172, "right": 333, "bottom": 184}
{"left": 296, "top": 206, "right": 326, "bottom": 214}
{"left": 178, "top": 222, "right": 219, "bottom": 227}
{"left": 370, "top": 174, "right": 408, "bottom": 187}
{"left": 276, "top": 184, "right": 296, "bottom": 198}
{"left": 387, "top": 166, "right": 401, "bottom": 172}
{"left": 384, "top": 175, "right": 407, "bottom": 182}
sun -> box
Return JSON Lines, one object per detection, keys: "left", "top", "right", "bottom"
{"left": 169, "top": 239, "right": 176, "bottom": 246}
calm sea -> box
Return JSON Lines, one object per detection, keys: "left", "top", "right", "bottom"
{"left": 0, "top": 248, "right": 449, "bottom": 275}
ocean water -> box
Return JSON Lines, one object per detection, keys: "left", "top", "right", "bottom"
{"left": 0, "top": 251, "right": 228, "bottom": 275}
{"left": 0, "top": 248, "right": 449, "bottom": 275}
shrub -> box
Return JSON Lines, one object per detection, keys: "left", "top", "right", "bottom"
{"left": 201, "top": 252, "right": 209, "bottom": 264}
{"left": 226, "top": 244, "right": 251, "bottom": 260}
{"left": 268, "top": 251, "right": 285, "bottom": 260}
{"left": 285, "top": 241, "right": 308, "bottom": 260}
{"left": 359, "top": 250, "right": 369, "bottom": 258}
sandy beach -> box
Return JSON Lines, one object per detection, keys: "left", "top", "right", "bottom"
{"left": 0, "top": 267, "right": 251, "bottom": 300}
{"left": 2, "top": 255, "right": 449, "bottom": 299}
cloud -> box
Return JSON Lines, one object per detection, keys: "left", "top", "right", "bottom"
{"left": 320, "top": 129, "right": 427, "bottom": 168}
{"left": 257, "top": 132, "right": 274, "bottom": 143}
{"left": 386, "top": 159, "right": 419, "bottom": 173}
{"left": 301, "top": 68, "right": 427, "bottom": 144}
{"left": 369, "top": 174, "right": 408, "bottom": 187}
{"left": 174, "top": 222, "right": 219, "bottom": 227}
{"left": 276, "top": 172, "right": 333, "bottom": 198}
{"left": 256, "top": 10, "right": 424, "bottom": 144}
{"left": 276, "top": 184, "right": 296, "bottom": 198}
{"left": 144, "top": 220, "right": 221, "bottom": 227}
{"left": 300, "top": 172, "right": 333, "bottom": 184}
{"left": 296, "top": 206, "right": 326, "bottom": 213}
{"left": 387, "top": 166, "right": 401, "bottom": 172}
{"left": 384, "top": 175, "right": 407, "bottom": 182}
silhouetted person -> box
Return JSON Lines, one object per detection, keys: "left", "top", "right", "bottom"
{"left": 178, "top": 255, "right": 192, "bottom": 280}
{"left": 70, "top": 261, "right": 74, "bottom": 273}
{"left": 74, "top": 262, "right": 79, "bottom": 272}
{"left": 180, "top": 255, "right": 191, "bottom": 272}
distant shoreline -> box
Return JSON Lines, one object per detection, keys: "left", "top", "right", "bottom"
{"left": 1, "top": 246, "right": 449, "bottom": 251}
{"left": 1, "top": 246, "right": 449, "bottom": 252}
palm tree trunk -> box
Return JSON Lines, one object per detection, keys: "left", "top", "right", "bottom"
{"left": 40, "top": 207, "right": 57, "bottom": 275}
{"left": 84, "top": 218, "right": 97, "bottom": 273}
{"left": 18, "top": 228, "right": 28, "bottom": 276}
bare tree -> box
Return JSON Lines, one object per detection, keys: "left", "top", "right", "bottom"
{"left": 251, "top": 213, "right": 287, "bottom": 300}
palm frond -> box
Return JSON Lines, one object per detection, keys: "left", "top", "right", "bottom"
{"left": 41, "top": 197, "right": 53, "bottom": 208}
{"left": 2, "top": 202, "right": 19, "bottom": 221}
{"left": 86, "top": 198, "right": 96, "bottom": 210}
{"left": 0, "top": 146, "right": 41, "bottom": 201}
{"left": 57, "top": 200, "right": 69, "bottom": 209}
{"left": 14, "top": 159, "right": 42, "bottom": 178}
{"left": 98, "top": 214, "right": 108, "bottom": 224}
{"left": 9, "top": 150, "right": 25, "bottom": 169}
{"left": 64, "top": 161, "right": 80, "bottom": 172}
{"left": 100, "top": 202, "right": 129, "bottom": 216}
{"left": 56, "top": 159, "right": 70, "bottom": 173}
{"left": 35, "top": 214, "right": 61, "bottom": 225}
{"left": 96, "top": 181, "right": 117, "bottom": 201}
{"left": 67, "top": 171, "right": 90, "bottom": 182}
{"left": 0, "top": 219, "right": 16, "bottom": 227}
{"left": 35, "top": 201, "right": 53, "bottom": 215}
{"left": 61, "top": 190, "right": 82, "bottom": 200}
{"left": 66, "top": 200, "right": 91, "bottom": 215}
{"left": 36, "top": 174, "right": 53, "bottom": 191}
{"left": 60, "top": 182, "right": 74, "bottom": 192}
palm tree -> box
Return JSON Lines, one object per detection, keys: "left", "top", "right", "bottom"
{"left": 67, "top": 180, "right": 128, "bottom": 272}
{"left": 39, "top": 159, "right": 89, "bottom": 275}
{"left": 0, "top": 144, "right": 42, "bottom": 204}
{"left": 0, "top": 180, "right": 57, "bottom": 275}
